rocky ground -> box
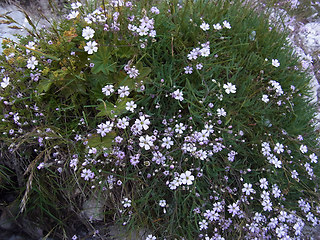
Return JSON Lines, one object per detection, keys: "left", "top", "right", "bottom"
{"left": 0, "top": 0, "right": 320, "bottom": 239}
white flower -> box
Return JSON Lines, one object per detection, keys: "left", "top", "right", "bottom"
{"left": 26, "top": 41, "right": 36, "bottom": 50}
{"left": 196, "top": 63, "right": 203, "bottom": 70}
{"left": 260, "top": 190, "right": 270, "bottom": 201}
{"left": 217, "top": 108, "right": 226, "bottom": 117}
{"left": 180, "top": 170, "right": 194, "bottom": 185}
{"left": 223, "top": 82, "right": 236, "bottom": 94}
{"left": 139, "top": 135, "right": 154, "bottom": 150}
{"left": 1, "top": 76, "right": 10, "bottom": 88}
{"left": 200, "top": 45, "right": 210, "bottom": 57}
{"left": 126, "top": 101, "right": 137, "bottom": 112}
{"left": 300, "top": 145, "right": 308, "bottom": 154}
{"left": 140, "top": 16, "right": 154, "bottom": 29}
{"left": 275, "top": 225, "right": 286, "bottom": 238}
{"left": 102, "top": 84, "right": 114, "bottom": 96}
{"left": 121, "top": 198, "right": 132, "bottom": 208}
{"left": 223, "top": 20, "right": 231, "bottom": 29}
{"left": 127, "top": 66, "right": 140, "bottom": 79}
{"left": 172, "top": 89, "right": 184, "bottom": 101}
{"left": 84, "top": 41, "right": 98, "bottom": 54}
{"left": 118, "top": 86, "right": 130, "bottom": 98}
{"left": 262, "top": 94, "right": 269, "bottom": 103}
{"left": 27, "top": 56, "right": 38, "bottom": 69}
{"left": 111, "top": 0, "right": 124, "bottom": 7}
{"left": 162, "top": 136, "right": 174, "bottom": 149}
{"left": 70, "top": 157, "right": 78, "bottom": 170}
{"left": 159, "top": 200, "right": 166, "bottom": 207}
{"left": 306, "top": 212, "right": 315, "bottom": 222}
{"left": 137, "top": 26, "right": 149, "bottom": 36}
{"left": 309, "top": 153, "right": 318, "bottom": 163}
{"left": 269, "top": 80, "right": 283, "bottom": 95}
{"left": 81, "top": 169, "right": 94, "bottom": 181}
{"left": 259, "top": 178, "right": 268, "bottom": 189}
{"left": 25, "top": 41, "right": 35, "bottom": 54}
{"left": 149, "top": 30, "right": 156, "bottom": 38}
{"left": 273, "top": 159, "right": 282, "bottom": 168}
{"left": 128, "top": 24, "right": 137, "bottom": 31}
{"left": 82, "top": 26, "right": 95, "bottom": 40}
{"left": 272, "top": 184, "right": 281, "bottom": 198}
{"left": 242, "top": 183, "right": 255, "bottom": 195}
{"left": 228, "top": 202, "right": 240, "bottom": 217}
{"left": 253, "top": 213, "right": 263, "bottom": 223}
{"left": 187, "top": 48, "right": 199, "bottom": 60}
{"left": 88, "top": 147, "right": 97, "bottom": 155}
{"left": 262, "top": 199, "right": 273, "bottom": 211}
{"left": 37, "top": 162, "right": 45, "bottom": 170}
{"left": 213, "top": 23, "right": 222, "bottom": 30}
{"left": 196, "top": 149, "right": 207, "bottom": 160}
{"left": 71, "top": 2, "right": 82, "bottom": 9}
{"left": 272, "top": 59, "right": 280, "bottom": 67}
{"left": 168, "top": 178, "right": 178, "bottom": 190}
{"left": 299, "top": 199, "right": 310, "bottom": 213}
{"left": 199, "top": 130, "right": 210, "bottom": 142}
{"left": 199, "top": 219, "right": 208, "bottom": 230}
{"left": 97, "top": 121, "right": 113, "bottom": 137}
{"left": 67, "top": 10, "right": 79, "bottom": 20}
{"left": 200, "top": 22, "right": 210, "bottom": 31}
{"left": 184, "top": 66, "right": 193, "bottom": 74}
{"left": 150, "top": 6, "right": 160, "bottom": 14}
{"left": 274, "top": 143, "right": 284, "bottom": 154}
{"left": 146, "top": 235, "right": 156, "bottom": 240}
{"left": 175, "top": 123, "right": 186, "bottom": 134}
{"left": 135, "top": 115, "right": 150, "bottom": 131}
{"left": 291, "top": 170, "right": 299, "bottom": 179}
{"left": 117, "top": 117, "right": 129, "bottom": 129}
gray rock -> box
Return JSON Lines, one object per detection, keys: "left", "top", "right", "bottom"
{"left": 302, "top": 224, "right": 320, "bottom": 240}
{"left": 107, "top": 224, "right": 150, "bottom": 240}
{"left": 81, "top": 197, "right": 105, "bottom": 221}
{"left": 0, "top": 200, "right": 19, "bottom": 230}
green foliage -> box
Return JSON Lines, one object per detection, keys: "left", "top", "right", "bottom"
{"left": 91, "top": 46, "right": 116, "bottom": 74}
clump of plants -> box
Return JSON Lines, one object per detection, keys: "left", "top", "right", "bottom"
{"left": 0, "top": 0, "right": 319, "bottom": 239}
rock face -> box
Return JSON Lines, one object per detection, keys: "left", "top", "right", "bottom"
{"left": 107, "top": 225, "right": 150, "bottom": 240}
{"left": 0, "top": 0, "right": 66, "bottom": 53}
{"left": 1, "top": 0, "right": 66, "bottom": 12}
{"left": 299, "top": 22, "right": 320, "bottom": 54}
{"left": 0, "top": 4, "right": 30, "bottom": 53}
{"left": 81, "top": 197, "right": 105, "bottom": 221}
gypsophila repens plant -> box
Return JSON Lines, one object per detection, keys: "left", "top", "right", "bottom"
{"left": 0, "top": 0, "right": 319, "bottom": 239}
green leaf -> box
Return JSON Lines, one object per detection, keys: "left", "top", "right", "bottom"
{"left": 91, "top": 46, "right": 116, "bottom": 75}
{"left": 16, "top": 43, "right": 60, "bottom": 61}
{"left": 136, "top": 62, "right": 151, "bottom": 80}
{"left": 96, "top": 100, "right": 114, "bottom": 117}
{"left": 114, "top": 97, "right": 131, "bottom": 116}
{"left": 114, "top": 64, "right": 151, "bottom": 89}
{"left": 37, "top": 79, "right": 53, "bottom": 93}
{"left": 96, "top": 98, "right": 132, "bottom": 118}
{"left": 116, "top": 72, "right": 134, "bottom": 89}
{"left": 87, "top": 132, "right": 116, "bottom": 148}
{"left": 114, "top": 40, "right": 136, "bottom": 58}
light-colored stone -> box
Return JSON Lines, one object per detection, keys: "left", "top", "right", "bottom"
{"left": 107, "top": 224, "right": 150, "bottom": 240}
{"left": 81, "top": 197, "right": 105, "bottom": 221}
{"left": 0, "top": 5, "right": 31, "bottom": 53}
{"left": 299, "top": 22, "right": 320, "bottom": 54}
